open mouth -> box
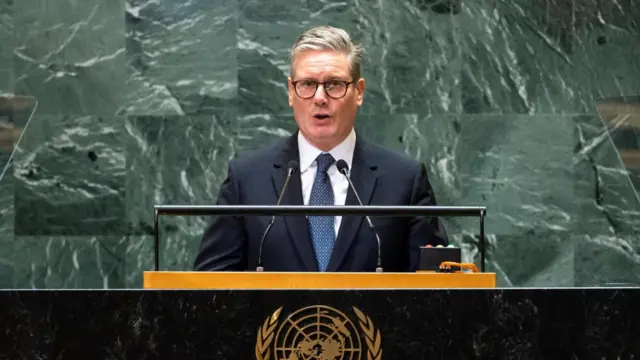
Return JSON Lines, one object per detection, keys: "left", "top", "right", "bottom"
{"left": 313, "top": 114, "right": 331, "bottom": 120}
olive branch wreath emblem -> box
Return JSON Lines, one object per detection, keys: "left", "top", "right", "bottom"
{"left": 255, "top": 306, "right": 282, "bottom": 360}
{"left": 255, "top": 306, "right": 382, "bottom": 360}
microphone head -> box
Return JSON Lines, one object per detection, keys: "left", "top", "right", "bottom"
{"left": 336, "top": 159, "right": 349, "bottom": 174}
{"left": 287, "top": 160, "right": 299, "bottom": 173}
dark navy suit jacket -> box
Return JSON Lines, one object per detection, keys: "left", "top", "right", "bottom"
{"left": 193, "top": 131, "right": 448, "bottom": 272}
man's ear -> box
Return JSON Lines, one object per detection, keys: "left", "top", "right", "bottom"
{"left": 355, "top": 78, "right": 365, "bottom": 106}
{"left": 288, "top": 76, "right": 294, "bottom": 108}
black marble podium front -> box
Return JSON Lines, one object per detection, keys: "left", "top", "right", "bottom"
{"left": 0, "top": 289, "right": 638, "bottom": 359}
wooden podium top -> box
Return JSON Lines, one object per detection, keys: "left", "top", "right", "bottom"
{"left": 143, "top": 271, "right": 496, "bottom": 289}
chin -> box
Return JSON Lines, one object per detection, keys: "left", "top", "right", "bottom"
{"left": 309, "top": 128, "right": 338, "bottom": 140}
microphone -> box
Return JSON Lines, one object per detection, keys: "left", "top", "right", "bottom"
{"left": 256, "top": 160, "right": 298, "bottom": 271}
{"left": 336, "top": 159, "right": 383, "bottom": 273}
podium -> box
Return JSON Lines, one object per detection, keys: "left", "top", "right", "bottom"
{"left": 143, "top": 271, "right": 497, "bottom": 289}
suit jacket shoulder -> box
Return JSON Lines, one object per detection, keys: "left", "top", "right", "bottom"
{"left": 360, "top": 138, "right": 425, "bottom": 180}
{"left": 229, "top": 136, "right": 288, "bottom": 176}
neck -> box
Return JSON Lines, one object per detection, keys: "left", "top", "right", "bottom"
{"left": 315, "top": 142, "right": 338, "bottom": 152}
{"left": 300, "top": 130, "right": 352, "bottom": 152}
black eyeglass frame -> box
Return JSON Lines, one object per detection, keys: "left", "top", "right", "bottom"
{"left": 291, "top": 79, "right": 356, "bottom": 99}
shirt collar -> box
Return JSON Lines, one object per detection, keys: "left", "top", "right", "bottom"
{"left": 298, "top": 128, "right": 356, "bottom": 173}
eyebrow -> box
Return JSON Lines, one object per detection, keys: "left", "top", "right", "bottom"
{"left": 297, "top": 77, "right": 349, "bottom": 82}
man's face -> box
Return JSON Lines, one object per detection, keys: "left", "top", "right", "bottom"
{"left": 288, "top": 50, "right": 365, "bottom": 151}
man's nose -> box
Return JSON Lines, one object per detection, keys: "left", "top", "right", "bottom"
{"left": 313, "top": 84, "right": 328, "bottom": 104}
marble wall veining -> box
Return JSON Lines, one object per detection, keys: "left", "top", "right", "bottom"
{"left": 0, "top": 0, "right": 638, "bottom": 288}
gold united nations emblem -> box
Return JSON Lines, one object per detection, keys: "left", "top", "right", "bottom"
{"left": 255, "top": 305, "right": 382, "bottom": 360}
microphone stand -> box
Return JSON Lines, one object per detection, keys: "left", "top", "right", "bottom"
{"left": 256, "top": 163, "right": 296, "bottom": 271}
{"left": 337, "top": 162, "right": 383, "bottom": 273}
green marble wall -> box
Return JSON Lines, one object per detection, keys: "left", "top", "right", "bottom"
{"left": 0, "top": 0, "right": 638, "bottom": 288}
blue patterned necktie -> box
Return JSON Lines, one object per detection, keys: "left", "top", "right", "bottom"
{"left": 308, "top": 153, "right": 336, "bottom": 272}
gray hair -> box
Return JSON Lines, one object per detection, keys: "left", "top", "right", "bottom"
{"left": 290, "top": 26, "right": 364, "bottom": 81}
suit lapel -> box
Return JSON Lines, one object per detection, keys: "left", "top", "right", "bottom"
{"left": 271, "top": 134, "right": 319, "bottom": 271}
{"left": 326, "top": 139, "right": 378, "bottom": 272}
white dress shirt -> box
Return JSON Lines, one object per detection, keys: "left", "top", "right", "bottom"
{"left": 298, "top": 128, "right": 356, "bottom": 236}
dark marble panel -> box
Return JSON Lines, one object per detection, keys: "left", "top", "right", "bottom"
{"left": 0, "top": 162, "right": 11, "bottom": 230}
{"left": 13, "top": 115, "right": 126, "bottom": 236}
{"left": 124, "top": 233, "right": 201, "bottom": 286}
{"left": 595, "top": 96, "right": 640, "bottom": 201}
{"left": 0, "top": 290, "right": 640, "bottom": 359}
{"left": 124, "top": 236, "right": 150, "bottom": 287}
{"left": 490, "top": 232, "right": 574, "bottom": 287}
{"left": 124, "top": 114, "right": 237, "bottom": 275}
{"left": 456, "top": 114, "right": 575, "bottom": 235}
{"left": 574, "top": 115, "right": 640, "bottom": 238}
{"left": 239, "top": 0, "right": 460, "bottom": 116}
{"left": 417, "top": 114, "right": 574, "bottom": 235}
{"left": 2, "top": 160, "right": 13, "bottom": 203}
{"left": 122, "top": 0, "right": 237, "bottom": 116}
{"left": 235, "top": 113, "right": 297, "bottom": 153}
{"left": 0, "top": 243, "right": 12, "bottom": 288}
{"left": 448, "top": 114, "right": 575, "bottom": 286}
{"left": 124, "top": 113, "right": 236, "bottom": 227}
{"left": 0, "top": 151, "right": 8, "bottom": 176}
{"left": 575, "top": 235, "right": 640, "bottom": 287}
{"left": 573, "top": 111, "right": 640, "bottom": 286}
{"left": 11, "top": 236, "right": 127, "bottom": 289}
{"left": 0, "top": 166, "right": 13, "bottom": 288}
{"left": 452, "top": 232, "right": 574, "bottom": 288}
{"left": 0, "top": 0, "right": 12, "bottom": 94}
{"left": 459, "top": 0, "right": 640, "bottom": 114}
{"left": 12, "top": 0, "right": 126, "bottom": 116}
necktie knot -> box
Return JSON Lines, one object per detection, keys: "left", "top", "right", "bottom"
{"left": 316, "top": 153, "right": 334, "bottom": 174}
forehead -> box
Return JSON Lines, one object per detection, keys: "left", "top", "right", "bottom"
{"left": 292, "top": 50, "right": 350, "bottom": 79}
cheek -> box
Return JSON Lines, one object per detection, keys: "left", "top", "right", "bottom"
{"left": 292, "top": 103, "right": 311, "bottom": 124}
{"left": 337, "top": 102, "right": 357, "bottom": 120}
{"left": 295, "top": 103, "right": 309, "bottom": 116}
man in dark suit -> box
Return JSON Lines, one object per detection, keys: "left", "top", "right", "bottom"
{"left": 194, "top": 26, "right": 448, "bottom": 272}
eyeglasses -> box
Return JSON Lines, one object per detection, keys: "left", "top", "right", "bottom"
{"left": 291, "top": 79, "right": 355, "bottom": 99}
